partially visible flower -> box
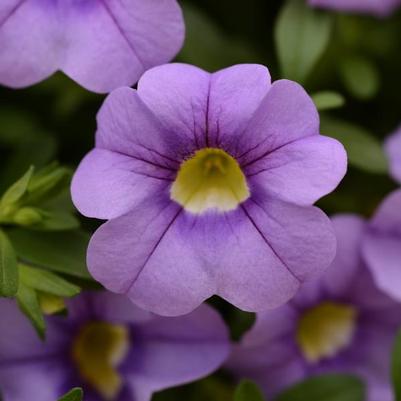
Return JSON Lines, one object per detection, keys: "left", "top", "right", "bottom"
{"left": 362, "top": 190, "right": 401, "bottom": 302}
{"left": 385, "top": 126, "right": 401, "bottom": 184}
{"left": 227, "top": 215, "right": 401, "bottom": 401}
{"left": 0, "top": 1, "right": 184, "bottom": 93}
{"left": 72, "top": 63, "right": 347, "bottom": 316}
{"left": 308, "top": 0, "right": 401, "bottom": 17}
{"left": 0, "top": 292, "right": 230, "bottom": 401}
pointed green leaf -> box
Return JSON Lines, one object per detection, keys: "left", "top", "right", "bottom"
{"left": 7, "top": 229, "right": 91, "bottom": 279}
{"left": 58, "top": 388, "right": 83, "bottom": 401}
{"left": 19, "top": 264, "right": 80, "bottom": 297}
{"left": 0, "top": 229, "right": 18, "bottom": 297}
{"left": 391, "top": 329, "right": 401, "bottom": 401}
{"left": 234, "top": 380, "right": 265, "bottom": 401}
{"left": 275, "top": 0, "right": 333, "bottom": 83}
{"left": 0, "top": 166, "right": 34, "bottom": 208}
{"left": 275, "top": 374, "right": 365, "bottom": 401}
{"left": 16, "top": 281, "right": 45, "bottom": 339}
{"left": 312, "top": 91, "right": 345, "bottom": 111}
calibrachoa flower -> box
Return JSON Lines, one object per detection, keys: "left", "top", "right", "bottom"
{"left": 0, "top": 292, "right": 230, "bottom": 401}
{"left": 362, "top": 190, "right": 401, "bottom": 302}
{"left": 385, "top": 126, "right": 401, "bottom": 184}
{"left": 0, "top": 1, "right": 184, "bottom": 93}
{"left": 227, "top": 215, "right": 401, "bottom": 401}
{"left": 309, "top": 0, "right": 401, "bottom": 17}
{"left": 72, "top": 63, "right": 347, "bottom": 316}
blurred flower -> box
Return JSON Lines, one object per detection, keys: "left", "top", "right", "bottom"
{"left": 362, "top": 190, "right": 401, "bottom": 302}
{"left": 0, "top": 1, "right": 184, "bottom": 93}
{"left": 385, "top": 126, "right": 401, "bottom": 184}
{"left": 72, "top": 63, "right": 347, "bottom": 316}
{"left": 227, "top": 215, "right": 401, "bottom": 401}
{"left": 0, "top": 291, "right": 230, "bottom": 401}
{"left": 309, "top": 0, "right": 401, "bottom": 17}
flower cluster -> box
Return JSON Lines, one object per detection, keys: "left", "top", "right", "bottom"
{"left": 0, "top": 1, "right": 400, "bottom": 401}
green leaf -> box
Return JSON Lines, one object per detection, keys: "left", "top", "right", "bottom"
{"left": 340, "top": 56, "right": 380, "bottom": 100}
{"left": 58, "top": 388, "right": 83, "bottom": 401}
{"left": 312, "top": 91, "right": 345, "bottom": 111}
{"left": 0, "top": 166, "right": 34, "bottom": 209}
{"left": 0, "top": 229, "right": 18, "bottom": 297}
{"left": 321, "top": 117, "right": 388, "bottom": 174}
{"left": 275, "top": 0, "right": 333, "bottom": 83}
{"left": 19, "top": 264, "right": 80, "bottom": 297}
{"left": 234, "top": 380, "right": 265, "bottom": 401}
{"left": 16, "top": 281, "right": 45, "bottom": 339}
{"left": 8, "top": 229, "right": 91, "bottom": 279}
{"left": 275, "top": 374, "right": 365, "bottom": 401}
{"left": 391, "top": 329, "right": 401, "bottom": 401}
{"left": 25, "top": 210, "right": 80, "bottom": 231}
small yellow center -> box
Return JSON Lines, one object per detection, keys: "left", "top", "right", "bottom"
{"left": 72, "top": 322, "right": 130, "bottom": 401}
{"left": 170, "top": 148, "right": 250, "bottom": 214}
{"left": 296, "top": 302, "right": 357, "bottom": 364}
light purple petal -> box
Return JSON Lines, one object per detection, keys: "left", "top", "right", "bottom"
{"left": 309, "top": 0, "right": 400, "bottom": 17}
{"left": 71, "top": 149, "right": 170, "bottom": 220}
{"left": 385, "top": 126, "right": 401, "bottom": 184}
{"left": 246, "top": 135, "right": 347, "bottom": 206}
{"left": 87, "top": 198, "right": 215, "bottom": 317}
{"left": 126, "top": 304, "right": 230, "bottom": 399}
{"left": 61, "top": 0, "right": 184, "bottom": 93}
{"left": 232, "top": 80, "right": 320, "bottom": 164}
{"left": 0, "top": 0, "right": 60, "bottom": 88}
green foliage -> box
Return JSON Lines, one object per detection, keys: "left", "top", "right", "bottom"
{"left": 321, "top": 117, "right": 388, "bottom": 174}
{"left": 57, "top": 388, "right": 84, "bottom": 401}
{"left": 234, "top": 380, "right": 265, "bottom": 401}
{"left": 391, "top": 329, "right": 401, "bottom": 401}
{"left": 0, "top": 229, "right": 18, "bottom": 297}
{"left": 275, "top": 374, "right": 365, "bottom": 401}
{"left": 275, "top": 0, "right": 333, "bottom": 83}
{"left": 312, "top": 91, "right": 345, "bottom": 111}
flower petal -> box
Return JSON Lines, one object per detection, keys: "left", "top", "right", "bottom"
{"left": 61, "top": 0, "right": 184, "bottom": 93}
{"left": 246, "top": 135, "right": 347, "bottom": 206}
{"left": 71, "top": 149, "right": 171, "bottom": 220}
{"left": 0, "top": 0, "right": 59, "bottom": 88}
{"left": 87, "top": 197, "right": 215, "bottom": 317}
{"left": 216, "top": 198, "right": 336, "bottom": 311}
{"left": 232, "top": 80, "right": 320, "bottom": 163}
{"left": 125, "top": 304, "right": 230, "bottom": 400}
{"left": 385, "top": 126, "right": 401, "bottom": 184}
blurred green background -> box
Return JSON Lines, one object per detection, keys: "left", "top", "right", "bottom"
{"left": 0, "top": 1, "right": 400, "bottom": 399}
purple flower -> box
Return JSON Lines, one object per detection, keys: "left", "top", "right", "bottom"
{"left": 227, "top": 215, "right": 401, "bottom": 401}
{"left": 0, "top": 1, "right": 184, "bottom": 93}
{"left": 362, "top": 190, "right": 401, "bottom": 302}
{"left": 0, "top": 291, "right": 230, "bottom": 401}
{"left": 309, "top": 0, "right": 401, "bottom": 16}
{"left": 385, "top": 126, "right": 401, "bottom": 184}
{"left": 71, "top": 63, "right": 347, "bottom": 316}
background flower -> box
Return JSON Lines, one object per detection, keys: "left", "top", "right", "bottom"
{"left": 385, "top": 126, "right": 401, "bottom": 184}
{"left": 72, "top": 63, "right": 346, "bottom": 316}
{"left": 0, "top": 291, "right": 230, "bottom": 401}
{"left": 308, "top": 0, "right": 401, "bottom": 17}
{"left": 227, "top": 214, "right": 401, "bottom": 401}
{"left": 0, "top": 0, "right": 184, "bottom": 93}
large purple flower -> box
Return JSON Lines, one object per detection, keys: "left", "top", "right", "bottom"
{"left": 72, "top": 63, "right": 347, "bottom": 316}
{"left": 362, "top": 190, "right": 401, "bottom": 302}
{"left": 227, "top": 215, "right": 401, "bottom": 401}
{"left": 0, "top": 292, "right": 229, "bottom": 401}
{"left": 0, "top": 0, "right": 184, "bottom": 93}
{"left": 309, "top": 0, "right": 401, "bottom": 16}
{"left": 385, "top": 126, "right": 401, "bottom": 184}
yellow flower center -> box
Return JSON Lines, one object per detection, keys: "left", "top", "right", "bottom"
{"left": 296, "top": 302, "right": 357, "bottom": 364}
{"left": 170, "top": 148, "right": 250, "bottom": 214}
{"left": 72, "top": 322, "right": 130, "bottom": 401}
